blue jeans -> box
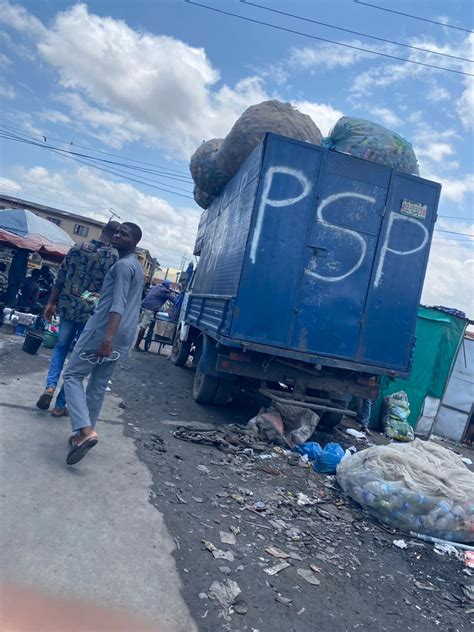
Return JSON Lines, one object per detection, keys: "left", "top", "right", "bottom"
{"left": 359, "top": 399, "right": 373, "bottom": 428}
{"left": 45, "top": 319, "right": 85, "bottom": 409}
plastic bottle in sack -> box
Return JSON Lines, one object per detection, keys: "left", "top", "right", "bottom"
{"left": 362, "top": 489, "right": 377, "bottom": 507}
{"left": 364, "top": 481, "right": 394, "bottom": 498}
{"left": 404, "top": 492, "right": 437, "bottom": 514}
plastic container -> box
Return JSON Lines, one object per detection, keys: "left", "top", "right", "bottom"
{"left": 43, "top": 331, "right": 58, "bottom": 349}
{"left": 22, "top": 330, "right": 43, "bottom": 355}
{"left": 15, "top": 323, "right": 27, "bottom": 336}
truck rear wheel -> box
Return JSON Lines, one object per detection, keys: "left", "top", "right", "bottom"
{"left": 170, "top": 333, "right": 192, "bottom": 366}
{"left": 318, "top": 411, "right": 343, "bottom": 429}
{"left": 193, "top": 367, "right": 219, "bottom": 404}
{"left": 212, "top": 380, "right": 237, "bottom": 405}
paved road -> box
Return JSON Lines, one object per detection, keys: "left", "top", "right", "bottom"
{"left": 0, "top": 335, "right": 196, "bottom": 632}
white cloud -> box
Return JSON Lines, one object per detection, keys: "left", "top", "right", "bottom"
{"left": 422, "top": 241, "right": 474, "bottom": 318}
{"left": 457, "top": 77, "right": 474, "bottom": 130}
{"left": 369, "top": 107, "right": 401, "bottom": 128}
{"left": 0, "top": 0, "right": 45, "bottom": 37}
{"left": 288, "top": 42, "right": 373, "bottom": 71}
{"left": 426, "top": 83, "right": 450, "bottom": 102}
{"left": 417, "top": 142, "right": 455, "bottom": 163}
{"left": 19, "top": 3, "right": 267, "bottom": 156}
{"left": 438, "top": 174, "right": 474, "bottom": 203}
{"left": 293, "top": 101, "right": 343, "bottom": 136}
{"left": 0, "top": 175, "right": 21, "bottom": 194}
{"left": 0, "top": 83, "right": 15, "bottom": 98}
{"left": 39, "top": 109, "right": 72, "bottom": 125}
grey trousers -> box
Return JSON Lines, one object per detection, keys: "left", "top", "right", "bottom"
{"left": 63, "top": 351, "right": 117, "bottom": 432}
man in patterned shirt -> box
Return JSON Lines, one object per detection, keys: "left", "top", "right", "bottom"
{"left": 36, "top": 221, "right": 119, "bottom": 415}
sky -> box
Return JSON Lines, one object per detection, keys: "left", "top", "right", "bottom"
{"left": 0, "top": 0, "right": 473, "bottom": 315}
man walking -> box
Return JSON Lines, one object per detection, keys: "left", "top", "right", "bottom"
{"left": 134, "top": 279, "right": 175, "bottom": 351}
{"left": 36, "top": 221, "right": 119, "bottom": 416}
{"left": 63, "top": 222, "right": 143, "bottom": 465}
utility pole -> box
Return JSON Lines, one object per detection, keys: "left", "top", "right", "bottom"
{"left": 107, "top": 208, "right": 121, "bottom": 221}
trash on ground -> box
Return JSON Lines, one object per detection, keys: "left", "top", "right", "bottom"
{"left": 263, "top": 561, "right": 291, "bottom": 576}
{"left": 313, "top": 442, "right": 345, "bottom": 474}
{"left": 208, "top": 579, "right": 242, "bottom": 619}
{"left": 295, "top": 441, "right": 345, "bottom": 473}
{"left": 462, "top": 457, "right": 472, "bottom": 466}
{"left": 297, "top": 568, "right": 321, "bottom": 586}
{"left": 337, "top": 439, "right": 474, "bottom": 543}
{"left": 465, "top": 551, "right": 474, "bottom": 568}
{"left": 345, "top": 428, "right": 367, "bottom": 440}
{"left": 434, "top": 543, "right": 461, "bottom": 557}
{"left": 382, "top": 391, "right": 414, "bottom": 442}
{"left": 233, "top": 597, "right": 248, "bottom": 615}
{"left": 393, "top": 539, "right": 408, "bottom": 550}
{"left": 264, "top": 546, "right": 290, "bottom": 559}
{"left": 220, "top": 531, "right": 236, "bottom": 546}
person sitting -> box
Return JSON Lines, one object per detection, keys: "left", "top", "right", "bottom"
{"left": 134, "top": 279, "right": 176, "bottom": 351}
{"left": 17, "top": 269, "right": 41, "bottom": 312}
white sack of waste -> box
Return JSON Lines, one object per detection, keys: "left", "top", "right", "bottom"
{"left": 336, "top": 439, "right": 474, "bottom": 543}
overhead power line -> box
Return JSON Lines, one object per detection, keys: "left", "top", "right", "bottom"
{"left": 353, "top": 1, "right": 474, "bottom": 34}
{"left": 0, "top": 121, "right": 193, "bottom": 180}
{"left": 241, "top": 1, "right": 473, "bottom": 63}
{"left": 184, "top": 1, "right": 473, "bottom": 77}
{"left": 0, "top": 131, "right": 194, "bottom": 200}
{"left": 435, "top": 228, "right": 474, "bottom": 237}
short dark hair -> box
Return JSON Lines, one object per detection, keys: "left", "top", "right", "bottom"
{"left": 102, "top": 220, "right": 120, "bottom": 236}
{"left": 122, "top": 222, "right": 142, "bottom": 244}
{"left": 31, "top": 269, "right": 41, "bottom": 279}
{"left": 40, "top": 265, "right": 50, "bottom": 274}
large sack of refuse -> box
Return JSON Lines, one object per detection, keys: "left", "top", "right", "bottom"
{"left": 190, "top": 100, "right": 323, "bottom": 208}
{"left": 337, "top": 439, "right": 474, "bottom": 543}
{"left": 382, "top": 391, "right": 414, "bottom": 442}
{"left": 190, "top": 138, "right": 227, "bottom": 197}
{"left": 322, "top": 116, "right": 419, "bottom": 175}
{"left": 218, "top": 100, "right": 323, "bottom": 181}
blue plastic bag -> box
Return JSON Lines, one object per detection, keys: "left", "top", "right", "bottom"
{"left": 313, "top": 443, "right": 345, "bottom": 474}
{"left": 295, "top": 442, "right": 322, "bottom": 460}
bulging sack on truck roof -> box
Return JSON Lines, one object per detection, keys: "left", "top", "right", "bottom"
{"left": 336, "top": 439, "right": 474, "bottom": 543}
{"left": 218, "top": 100, "right": 323, "bottom": 180}
{"left": 190, "top": 138, "right": 227, "bottom": 198}
{"left": 193, "top": 184, "right": 216, "bottom": 211}
{"left": 322, "top": 116, "right": 419, "bottom": 175}
{"left": 190, "top": 100, "right": 323, "bottom": 208}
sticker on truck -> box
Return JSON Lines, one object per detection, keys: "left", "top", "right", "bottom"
{"left": 400, "top": 199, "right": 428, "bottom": 219}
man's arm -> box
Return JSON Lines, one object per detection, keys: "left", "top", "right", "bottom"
{"left": 45, "top": 248, "right": 76, "bottom": 319}
{"left": 96, "top": 262, "right": 132, "bottom": 357}
{"left": 96, "top": 313, "right": 122, "bottom": 357}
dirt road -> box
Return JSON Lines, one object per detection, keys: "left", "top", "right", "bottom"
{"left": 1, "top": 333, "right": 472, "bottom": 631}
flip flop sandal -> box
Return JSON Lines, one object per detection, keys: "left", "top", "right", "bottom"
{"left": 66, "top": 436, "right": 98, "bottom": 465}
{"left": 51, "top": 407, "right": 68, "bottom": 417}
{"left": 36, "top": 391, "right": 54, "bottom": 410}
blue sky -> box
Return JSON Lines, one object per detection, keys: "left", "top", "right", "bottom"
{"left": 0, "top": 0, "right": 473, "bottom": 314}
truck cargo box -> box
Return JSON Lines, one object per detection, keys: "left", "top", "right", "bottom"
{"left": 187, "top": 133, "right": 440, "bottom": 377}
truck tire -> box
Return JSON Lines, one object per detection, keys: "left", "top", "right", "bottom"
{"left": 318, "top": 411, "right": 343, "bottom": 429}
{"left": 193, "top": 367, "right": 219, "bottom": 404}
{"left": 212, "top": 380, "right": 237, "bottom": 405}
{"left": 170, "top": 333, "right": 192, "bottom": 366}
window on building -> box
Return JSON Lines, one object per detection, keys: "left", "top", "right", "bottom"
{"left": 73, "top": 224, "right": 89, "bottom": 237}
{"left": 47, "top": 216, "right": 62, "bottom": 226}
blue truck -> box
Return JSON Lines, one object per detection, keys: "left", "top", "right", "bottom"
{"left": 171, "top": 133, "right": 440, "bottom": 427}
